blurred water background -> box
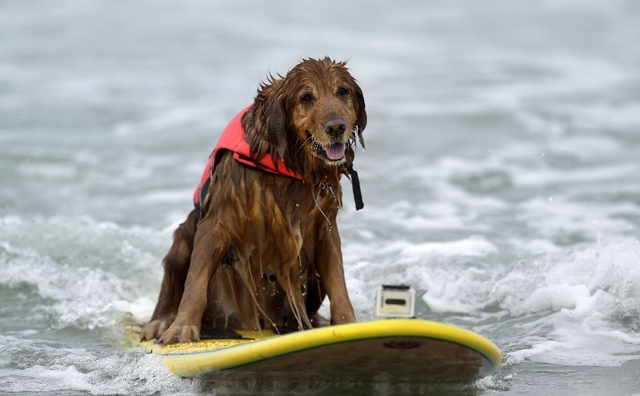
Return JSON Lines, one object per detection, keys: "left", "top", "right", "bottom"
{"left": 1, "top": 0, "right": 640, "bottom": 394}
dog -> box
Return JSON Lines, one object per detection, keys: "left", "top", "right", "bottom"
{"left": 140, "top": 57, "right": 367, "bottom": 345}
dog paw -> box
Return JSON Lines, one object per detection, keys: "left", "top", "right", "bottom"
{"left": 309, "top": 312, "right": 330, "bottom": 327}
{"left": 158, "top": 324, "right": 201, "bottom": 345}
{"left": 139, "top": 319, "right": 171, "bottom": 342}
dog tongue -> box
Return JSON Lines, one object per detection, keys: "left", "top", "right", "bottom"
{"left": 324, "top": 143, "right": 345, "bottom": 160}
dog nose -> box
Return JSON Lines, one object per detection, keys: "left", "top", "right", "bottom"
{"left": 324, "top": 119, "right": 347, "bottom": 138}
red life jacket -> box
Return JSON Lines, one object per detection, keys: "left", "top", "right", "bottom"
{"left": 193, "top": 105, "right": 364, "bottom": 211}
{"left": 193, "top": 105, "right": 303, "bottom": 209}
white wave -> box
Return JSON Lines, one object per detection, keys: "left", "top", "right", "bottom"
{"left": 0, "top": 334, "right": 191, "bottom": 395}
{"left": 494, "top": 240, "right": 640, "bottom": 317}
{"left": 494, "top": 239, "right": 640, "bottom": 366}
{"left": 0, "top": 216, "right": 166, "bottom": 330}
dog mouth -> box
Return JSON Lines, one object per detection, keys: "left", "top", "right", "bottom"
{"left": 312, "top": 139, "right": 346, "bottom": 162}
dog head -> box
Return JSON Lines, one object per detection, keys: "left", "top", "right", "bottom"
{"left": 248, "top": 57, "right": 367, "bottom": 173}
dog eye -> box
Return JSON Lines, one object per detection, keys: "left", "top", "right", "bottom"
{"left": 301, "top": 93, "right": 314, "bottom": 103}
{"left": 337, "top": 87, "right": 349, "bottom": 97}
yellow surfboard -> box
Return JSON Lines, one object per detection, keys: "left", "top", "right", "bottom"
{"left": 133, "top": 319, "right": 501, "bottom": 383}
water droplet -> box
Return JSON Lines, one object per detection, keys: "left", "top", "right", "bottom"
{"left": 547, "top": 196, "right": 554, "bottom": 203}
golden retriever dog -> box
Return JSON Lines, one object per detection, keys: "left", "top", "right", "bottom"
{"left": 140, "top": 57, "right": 367, "bottom": 344}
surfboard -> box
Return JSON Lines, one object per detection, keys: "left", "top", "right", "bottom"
{"left": 133, "top": 319, "right": 501, "bottom": 384}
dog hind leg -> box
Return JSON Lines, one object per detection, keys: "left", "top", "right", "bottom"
{"left": 139, "top": 210, "right": 198, "bottom": 341}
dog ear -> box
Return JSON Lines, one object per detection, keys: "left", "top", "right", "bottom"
{"left": 353, "top": 83, "right": 367, "bottom": 150}
{"left": 265, "top": 94, "right": 288, "bottom": 159}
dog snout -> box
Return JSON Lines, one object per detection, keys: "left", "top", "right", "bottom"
{"left": 324, "top": 119, "right": 347, "bottom": 139}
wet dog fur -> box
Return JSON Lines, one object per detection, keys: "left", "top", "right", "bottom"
{"left": 140, "top": 57, "right": 367, "bottom": 344}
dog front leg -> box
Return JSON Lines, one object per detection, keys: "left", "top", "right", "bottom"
{"left": 158, "top": 226, "right": 226, "bottom": 345}
{"left": 316, "top": 228, "right": 356, "bottom": 325}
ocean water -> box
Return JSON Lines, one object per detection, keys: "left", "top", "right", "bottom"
{"left": 1, "top": 0, "right": 640, "bottom": 395}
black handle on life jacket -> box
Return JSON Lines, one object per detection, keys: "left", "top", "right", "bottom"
{"left": 347, "top": 165, "right": 364, "bottom": 210}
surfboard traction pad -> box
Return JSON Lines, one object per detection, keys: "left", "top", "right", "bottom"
{"left": 133, "top": 319, "right": 501, "bottom": 384}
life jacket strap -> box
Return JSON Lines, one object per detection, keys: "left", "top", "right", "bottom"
{"left": 346, "top": 164, "right": 364, "bottom": 210}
